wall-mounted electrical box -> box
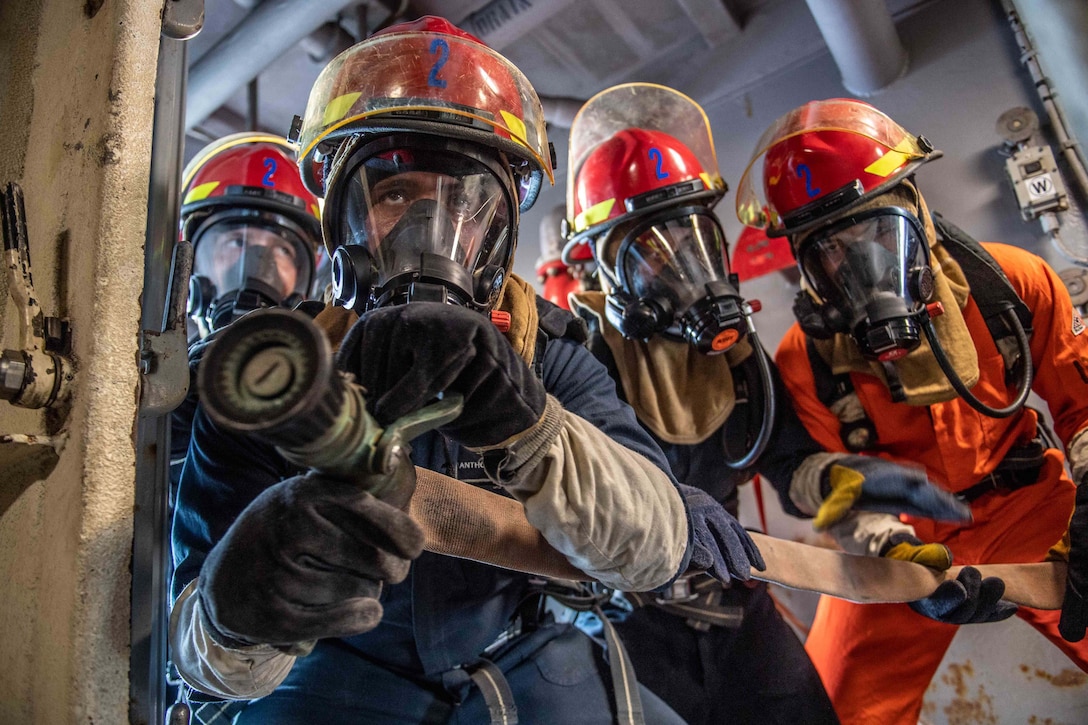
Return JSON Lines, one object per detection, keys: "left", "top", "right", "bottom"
{"left": 997, "top": 106, "right": 1069, "bottom": 222}
{"left": 1004, "top": 144, "right": 1069, "bottom": 221}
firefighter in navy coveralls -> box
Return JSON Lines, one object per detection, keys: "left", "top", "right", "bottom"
{"left": 169, "top": 18, "right": 768, "bottom": 725}
{"left": 737, "top": 97, "right": 1088, "bottom": 724}
{"left": 170, "top": 134, "right": 324, "bottom": 482}
{"left": 562, "top": 83, "right": 970, "bottom": 725}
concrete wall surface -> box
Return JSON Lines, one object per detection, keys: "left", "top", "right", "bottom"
{"left": 0, "top": 0, "right": 160, "bottom": 722}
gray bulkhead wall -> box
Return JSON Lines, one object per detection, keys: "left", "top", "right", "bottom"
{"left": 0, "top": 0, "right": 161, "bottom": 722}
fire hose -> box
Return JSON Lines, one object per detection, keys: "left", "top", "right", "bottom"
{"left": 198, "top": 308, "right": 1066, "bottom": 609}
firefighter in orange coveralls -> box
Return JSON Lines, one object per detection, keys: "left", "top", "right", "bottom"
{"left": 736, "top": 98, "right": 1088, "bottom": 725}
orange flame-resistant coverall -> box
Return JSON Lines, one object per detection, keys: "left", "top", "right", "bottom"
{"left": 776, "top": 243, "right": 1088, "bottom": 725}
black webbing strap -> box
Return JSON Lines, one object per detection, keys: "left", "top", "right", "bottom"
{"left": 930, "top": 211, "right": 1034, "bottom": 373}
{"left": 805, "top": 336, "right": 853, "bottom": 410}
{"left": 533, "top": 580, "right": 646, "bottom": 725}
{"left": 468, "top": 659, "right": 519, "bottom": 725}
{"left": 955, "top": 436, "right": 1047, "bottom": 503}
{"left": 625, "top": 575, "right": 744, "bottom": 631}
{"left": 594, "top": 604, "right": 646, "bottom": 725}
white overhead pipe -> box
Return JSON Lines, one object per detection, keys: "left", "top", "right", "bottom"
{"left": 540, "top": 96, "right": 584, "bottom": 130}
{"left": 804, "top": 0, "right": 908, "bottom": 97}
{"left": 185, "top": 0, "right": 368, "bottom": 131}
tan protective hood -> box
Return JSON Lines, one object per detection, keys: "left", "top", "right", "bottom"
{"left": 570, "top": 291, "right": 751, "bottom": 444}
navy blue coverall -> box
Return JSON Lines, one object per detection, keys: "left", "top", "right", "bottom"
{"left": 171, "top": 303, "right": 689, "bottom": 725}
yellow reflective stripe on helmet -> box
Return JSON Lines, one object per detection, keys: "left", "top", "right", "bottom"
{"left": 322, "top": 93, "right": 363, "bottom": 127}
{"left": 183, "top": 181, "right": 221, "bottom": 204}
{"left": 499, "top": 110, "right": 528, "bottom": 150}
{"left": 574, "top": 198, "right": 616, "bottom": 232}
{"left": 864, "top": 139, "right": 920, "bottom": 178}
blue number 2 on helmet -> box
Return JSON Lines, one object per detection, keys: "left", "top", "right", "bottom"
{"left": 797, "top": 163, "right": 820, "bottom": 198}
{"left": 648, "top": 147, "right": 669, "bottom": 180}
{"left": 428, "top": 38, "right": 450, "bottom": 88}
{"left": 262, "top": 157, "right": 277, "bottom": 187}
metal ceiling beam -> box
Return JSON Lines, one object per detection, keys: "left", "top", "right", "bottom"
{"left": 185, "top": 0, "right": 365, "bottom": 131}
{"left": 675, "top": 0, "right": 741, "bottom": 48}
{"left": 454, "top": 0, "right": 574, "bottom": 49}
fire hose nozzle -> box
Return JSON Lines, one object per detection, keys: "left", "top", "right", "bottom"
{"left": 198, "top": 308, "right": 462, "bottom": 497}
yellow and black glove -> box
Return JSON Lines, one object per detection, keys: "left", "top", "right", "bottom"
{"left": 880, "top": 531, "right": 953, "bottom": 571}
{"left": 811, "top": 454, "right": 971, "bottom": 531}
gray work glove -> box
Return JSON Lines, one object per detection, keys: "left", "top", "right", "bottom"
{"left": 908, "top": 566, "right": 1018, "bottom": 625}
{"left": 680, "top": 483, "right": 766, "bottom": 584}
{"left": 198, "top": 461, "right": 424, "bottom": 650}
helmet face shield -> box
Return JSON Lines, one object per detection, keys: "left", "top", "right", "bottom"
{"left": 192, "top": 211, "right": 316, "bottom": 300}
{"left": 564, "top": 83, "right": 726, "bottom": 261}
{"left": 297, "top": 21, "right": 552, "bottom": 195}
{"left": 336, "top": 146, "right": 512, "bottom": 294}
{"left": 567, "top": 83, "right": 724, "bottom": 221}
{"left": 797, "top": 207, "right": 931, "bottom": 359}
{"left": 735, "top": 98, "right": 936, "bottom": 235}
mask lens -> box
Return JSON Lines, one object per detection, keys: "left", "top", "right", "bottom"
{"left": 337, "top": 148, "right": 512, "bottom": 290}
{"left": 193, "top": 216, "right": 312, "bottom": 300}
{"left": 800, "top": 210, "right": 926, "bottom": 321}
{"left": 617, "top": 212, "right": 729, "bottom": 312}
{"left": 799, "top": 208, "right": 929, "bottom": 359}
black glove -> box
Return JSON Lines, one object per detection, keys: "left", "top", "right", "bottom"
{"left": 908, "top": 566, "right": 1018, "bottom": 625}
{"left": 1059, "top": 483, "right": 1088, "bottom": 642}
{"left": 339, "top": 302, "right": 546, "bottom": 449}
{"left": 680, "top": 483, "right": 766, "bottom": 584}
{"left": 814, "top": 454, "right": 971, "bottom": 530}
{"left": 198, "top": 466, "right": 425, "bottom": 648}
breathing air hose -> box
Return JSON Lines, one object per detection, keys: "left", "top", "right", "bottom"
{"left": 724, "top": 327, "right": 776, "bottom": 469}
{"left": 920, "top": 309, "right": 1033, "bottom": 418}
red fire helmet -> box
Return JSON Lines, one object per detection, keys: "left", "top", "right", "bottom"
{"left": 295, "top": 15, "right": 552, "bottom": 197}
{"left": 736, "top": 98, "right": 939, "bottom": 237}
{"left": 180, "top": 132, "right": 321, "bottom": 250}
